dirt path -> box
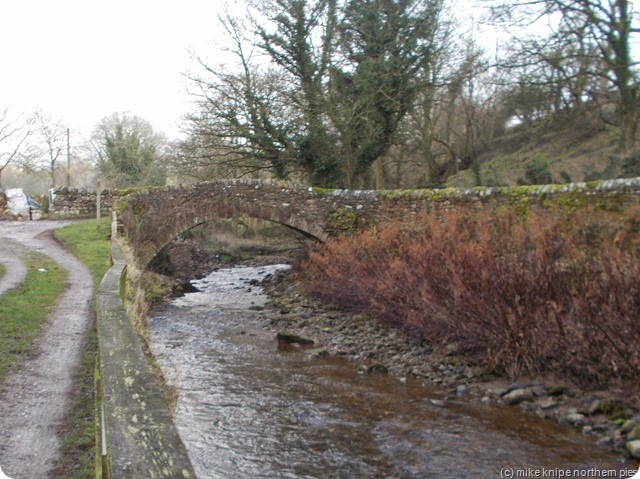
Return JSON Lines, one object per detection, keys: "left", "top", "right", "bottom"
{"left": 0, "top": 240, "right": 27, "bottom": 296}
{"left": 0, "top": 220, "right": 93, "bottom": 479}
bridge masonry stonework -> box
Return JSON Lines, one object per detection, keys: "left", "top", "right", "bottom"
{"left": 114, "top": 178, "right": 640, "bottom": 270}
{"left": 115, "top": 180, "right": 380, "bottom": 268}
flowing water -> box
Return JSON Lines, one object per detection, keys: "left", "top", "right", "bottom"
{"left": 148, "top": 265, "right": 632, "bottom": 479}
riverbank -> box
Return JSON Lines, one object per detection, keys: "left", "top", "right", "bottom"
{"left": 261, "top": 267, "right": 640, "bottom": 464}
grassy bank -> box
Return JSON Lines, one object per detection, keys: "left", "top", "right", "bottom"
{"left": 55, "top": 218, "right": 112, "bottom": 285}
{"left": 52, "top": 218, "right": 111, "bottom": 479}
{"left": 298, "top": 204, "right": 640, "bottom": 388}
{"left": 0, "top": 254, "right": 67, "bottom": 383}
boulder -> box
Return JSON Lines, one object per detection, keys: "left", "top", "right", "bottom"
{"left": 502, "top": 387, "right": 535, "bottom": 405}
{"left": 305, "top": 348, "right": 329, "bottom": 360}
{"left": 628, "top": 424, "right": 640, "bottom": 442}
{"left": 626, "top": 439, "right": 640, "bottom": 459}
{"left": 367, "top": 363, "right": 389, "bottom": 375}
{"left": 565, "top": 413, "right": 587, "bottom": 427}
{"left": 276, "top": 332, "right": 315, "bottom": 345}
{"left": 546, "top": 384, "right": 569, "bottom": 397}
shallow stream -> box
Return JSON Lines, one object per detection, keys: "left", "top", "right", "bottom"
{"left": 148, "top": 265, "right": 629, "bottom": 479}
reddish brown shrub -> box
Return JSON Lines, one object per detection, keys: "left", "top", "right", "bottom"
{"left": 297, "top": 205, "right": 640, "bottom": 386}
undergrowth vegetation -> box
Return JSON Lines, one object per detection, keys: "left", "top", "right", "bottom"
{"left": 298, "top": 205, "right": 640, "bottom": 386}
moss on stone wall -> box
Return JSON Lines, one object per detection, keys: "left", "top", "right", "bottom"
{"left": 326, "top": 208, "right": 360, "bottom": 234}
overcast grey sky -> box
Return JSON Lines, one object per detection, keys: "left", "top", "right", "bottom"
{"left": 0, "top": 0, "right": 231, "bottom": 138}
{"left": 0, "top": 0, "right": 519, "bottom": 140}
{"left": 1, "top": 1, "right": 635, "bottom": 141}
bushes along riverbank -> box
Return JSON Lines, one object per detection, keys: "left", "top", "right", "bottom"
{"left": 297, "top": 205, "right": 640, "bottom": 388}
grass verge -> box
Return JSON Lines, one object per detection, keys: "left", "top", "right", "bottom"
{"left": 0, "top": 254, "right": 67, "bottom": 383}
{"left": 55, "top": 218, "right": 112, "bottom": 286}
{"left": 51, "top": 217, "right": 111, "bottom": 479}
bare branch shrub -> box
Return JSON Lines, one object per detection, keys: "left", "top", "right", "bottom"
{"left": 297, "top": 205, "right": 640, "bottom": 385}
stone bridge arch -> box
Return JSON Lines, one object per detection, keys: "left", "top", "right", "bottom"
{"left": 114, "top": 181, "right": 382, "bottom": 269}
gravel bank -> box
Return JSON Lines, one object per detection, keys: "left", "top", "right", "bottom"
{"left": 262, "top": 268, "right": 640, "bottom": 464}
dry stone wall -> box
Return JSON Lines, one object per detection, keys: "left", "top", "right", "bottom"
{"left": 49, "top": 187, "right": 116, "bottom": 217}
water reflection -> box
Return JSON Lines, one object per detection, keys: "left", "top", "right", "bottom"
{"left": 148, "top": 265, "right": 627, "bottom": 479}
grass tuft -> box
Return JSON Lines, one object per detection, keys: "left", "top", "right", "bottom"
{"left": 54, "top": 218, "right": 112, "bottom": 286}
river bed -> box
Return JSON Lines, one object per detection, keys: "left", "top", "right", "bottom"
{"left": 148, "top": 264, "right": 629, "bottom": 478}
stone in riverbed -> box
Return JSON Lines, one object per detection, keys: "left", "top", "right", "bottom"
{"left": 546, "top": 384, "right": 569, "bottom": 397}
{"left": 564, "top": 413, "right": 587, "bottom": 427}
{"left": 596, "top": 435, "right": 614, "bottom": 447}
{"left": 367, "top": 363, "right": 389, "bottom": 375}
{"left": 502, "top": 388, "right": 535, "bottom": 405}
{"left": 628, "top": 424, "right": 640, "bottom": 441}
{"left": 621, "top": 418, "right": 638, "bottom": 433}
{"left": 306, "top": 348, "right": 329, "bottom": 360}
{"left": 276, "top": 332, "right": 315, "bottom": 345}
{"left": 588, "top": 399, "right": 602, "bottom": 415}
{"left": 626, "top": 439, "right": 640, "bottom": 459}
{"left": 536, "top": 397, "right": 557, "bottom": 410}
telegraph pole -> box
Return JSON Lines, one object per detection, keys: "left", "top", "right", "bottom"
{"left": 66, "top": 128, "right": 71, "bottom": 188}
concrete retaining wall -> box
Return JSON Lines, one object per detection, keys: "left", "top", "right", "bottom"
{"left": 96, "top": 236, "right": 196, "bottom": 479}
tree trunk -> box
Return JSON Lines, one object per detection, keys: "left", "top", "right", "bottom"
{"left": 619, "top": 102, "right": 638, "bottom": 152}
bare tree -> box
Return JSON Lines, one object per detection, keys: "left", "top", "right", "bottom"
{"left": 92, "top": 112, "right": 167, "bottom": 188}
{"left": 186, "top": 0, "right": 450, "bottom": 188}
{"left": 26, "top": 111, "right": 67, "bottom": 188}
{"left": 487, "top": 0, "right": 640, "bottom": 151}
{"left": 184, "top": 15, "right": 299, "bottom": 181}
{"left": 252, "top": 0, "right": 341, "bottom": 185}
{"left": 0, "top": 109, "right": 32, "bottom": 187}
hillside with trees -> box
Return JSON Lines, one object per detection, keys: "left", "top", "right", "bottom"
{"left": 177, "top": 0, "right": 639, "bottom": 190}
{"left": 448, "top": 106, "right": 640, "bottom": 187}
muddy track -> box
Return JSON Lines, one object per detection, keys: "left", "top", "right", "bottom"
{"left": 0, "top": 221, "right": 93, "bottom": 479}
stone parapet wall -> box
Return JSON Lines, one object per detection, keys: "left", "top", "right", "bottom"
{"left": 49, "top": 187, "right": 116, "bottom": 217}
{"left": 329, "top": 176, "right": 640, "bottom": 227}
{"left": 113, "top": 177, "right": 640, "bottom": 269}
{"left": 19, "top": 176, "right": 640, "bottom": 222}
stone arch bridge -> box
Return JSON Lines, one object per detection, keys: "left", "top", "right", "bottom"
{"left": 113, "top": 178, "right": 640, "bottom": 270}
{"left": 115, "top": 180, "right": 395, "bottom": 269}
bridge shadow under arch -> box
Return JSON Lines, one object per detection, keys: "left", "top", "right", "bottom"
{"left": 146, "top": 215, "right": 318, "bottom": 278}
